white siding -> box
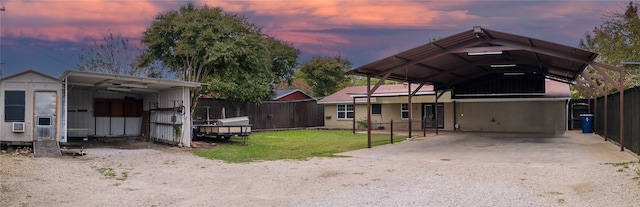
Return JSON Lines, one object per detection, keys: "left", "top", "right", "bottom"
{"left": 149, "top": 87, "right": 192, "bottom": 147}
{"left": 0, "top": 72, "right": 63, "bottom": 142}
{"left": 67, "top": 89, "right": 143, "bottom": 137}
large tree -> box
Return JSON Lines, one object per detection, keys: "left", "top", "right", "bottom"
{"left": 77, "top": 31, "right": 162, "bottom": 77}
{"left": 299, "top": 56, "right": 352, "bottom": 97}
{"left": 137, "top": 3, "right": 298, "bottom": 115}
{"left": 580, "top": 1, "right": 640, "bottom": 92}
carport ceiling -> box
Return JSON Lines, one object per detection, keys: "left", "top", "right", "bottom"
{"left": 347, "top": 27, "right": 598, "bottom": 91}
{"left": 61, "top": 70, "right": 201, "bottom": 93}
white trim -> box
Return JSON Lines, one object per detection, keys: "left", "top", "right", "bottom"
{"left": 400, "top": 103, "right": 409, "bottom": 120}
{"left": 336, "top": 104, "right": 354, "bottom": 120}
{"left": 455, "top": 97, "right": 570, "bottom": 102}
{"left": 350, "top": 91, "right": 435, "bottom": 98}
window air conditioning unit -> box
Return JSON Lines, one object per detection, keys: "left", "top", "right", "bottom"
{"left": 12, "top": 122, "right": 25, "bottom": 133}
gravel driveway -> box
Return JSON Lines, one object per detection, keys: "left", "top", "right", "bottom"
{"left": 1, "top": 131, "right": 639, "bottom": 207}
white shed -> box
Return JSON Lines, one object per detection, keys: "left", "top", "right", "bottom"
{"left": 60, "top": 70, "right": 201, "bottom": 147}
{"left": 0, "top": 70, "right": 63, "bottom": 145}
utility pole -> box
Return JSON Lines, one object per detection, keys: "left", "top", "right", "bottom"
{"left": 1, "top": 6, "right": 5, "bottom": 78}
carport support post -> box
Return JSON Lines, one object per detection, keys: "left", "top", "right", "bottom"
{"left": 604, "top": 86, "right": 608, "bottom": 140}
{"left": 390, "top": 119, "right": 394, "bottom": 144}
{"left": 352, "top": 97, "right": 356, "bottom": 134}
{"left": 407, "top": 82, "right": 412, "bottom": 138}
{"left": 367, "top": 76, "right": 372, "bottom": 148}
{"left": 619, "top": 70, "right": 624, "bottom": 151}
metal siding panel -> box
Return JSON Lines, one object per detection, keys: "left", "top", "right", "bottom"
{"left": 111, "top": 117, "right": 125, "bottom": 135}
{"left": 125, "top": 117, "right": 141, "bottom": 136}
{"left": 95, "top": 117, "right": 110, "bottom": 136}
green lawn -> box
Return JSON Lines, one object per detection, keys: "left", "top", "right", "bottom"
{"left": 193, "top": 130, "right": 406, "bottom": 163}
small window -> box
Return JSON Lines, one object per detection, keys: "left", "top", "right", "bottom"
{"left": 5, "top": 91, "right": 25, "bottom": 122}
{"left": 337, "top": 104, "right": 354, "bottom": 119}
{"left": 371, "top": 104, "right": 382, "bottom": 115}
{"left": 401, "top": 103, "right": 409, "bottom": 119}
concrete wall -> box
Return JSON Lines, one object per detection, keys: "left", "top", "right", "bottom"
{"left": 455, "top": 100, "right": 567, "bottom": 134}
{"left": 0, "top": 72, "right": 63, "bottom": 142}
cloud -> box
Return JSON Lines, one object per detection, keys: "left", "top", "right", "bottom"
{"left": 2, "top": 0, "right": 162, "bottom": 42}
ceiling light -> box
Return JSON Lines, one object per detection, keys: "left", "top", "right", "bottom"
{"left": 503, "top": 72, "right": 525, "bottom": 76}
{"left": 468, "top": 51, "right": 503, "bottom": 56}
{"left": 107, "top": 87, "right": 131, "bottom": 92}
{"left": 490, "top": 64, "right": 516, "bottom": 68}
{"left": 119, "top": 83, "right": 148, "bottom": 88}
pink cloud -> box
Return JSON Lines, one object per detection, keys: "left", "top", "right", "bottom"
{"left": 2, "top": 0, "right": 161, "bottom": 42}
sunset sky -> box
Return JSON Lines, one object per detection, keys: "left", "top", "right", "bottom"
{"left": 0, "top": 0, "right": 631, "bottom": 78}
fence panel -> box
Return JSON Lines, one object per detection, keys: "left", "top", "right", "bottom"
{"left": 194, "top": 98, "right": 324, "bottom": 130}
{"left": 590, "top": 86, "right": 640, "bottom": 155}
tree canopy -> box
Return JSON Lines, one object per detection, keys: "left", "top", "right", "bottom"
{"left": 137, "top": 3, "right": 299, "bottom": 114}
{"left": 299, "top": 56, "right": 352, "bottom": 97}
{"left": 580, "top": 1, "right": 640, "bottom": 94}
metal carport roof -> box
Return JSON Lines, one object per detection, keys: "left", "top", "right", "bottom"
{"left": 60, "top": 70, "right": 201, "bottom": 93}
{"left": 347, "top": 26, "right": 598, "bottom": 91}
{"left": 347, "top": 26, "right": 628, "bottom": 152}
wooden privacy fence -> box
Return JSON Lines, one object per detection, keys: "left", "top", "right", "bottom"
{"left": 195, "top": 98, "right": 324, "bottom": 130}
{"left": 588, "top": 86, "right": 640, "bottom": 155}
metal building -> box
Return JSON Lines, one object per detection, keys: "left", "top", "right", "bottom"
{"left": 0, "top": 70, "right": 201, "bottom": 156}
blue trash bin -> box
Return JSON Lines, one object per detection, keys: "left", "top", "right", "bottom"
{"left": 579, "top": 114, "right": 594, "bottom": 133}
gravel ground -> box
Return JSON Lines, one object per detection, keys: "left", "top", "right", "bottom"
{"left": 1, "top": 141, "right": 640, "bottom": 207}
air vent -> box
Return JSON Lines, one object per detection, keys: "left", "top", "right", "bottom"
{"left": 12, "top": 122, "right": 25, "bottom": 133}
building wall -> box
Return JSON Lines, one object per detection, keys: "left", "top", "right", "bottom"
{"left": 323, "top": 99, "right": 454, "bottom": 131}
{"left": 455, "top": 100, "right": 567, "bottom": 134}
{"left": 67, "top": 89, "right": 142, "bottom": 137}
{"left": 323, "top": 94, "right": 565, "bottom": 134}
{"left": 148, "top": 87, "right": 192, "bottom": 147}
{"left": 0, "top": 73, "right": 63, "bottom": 142}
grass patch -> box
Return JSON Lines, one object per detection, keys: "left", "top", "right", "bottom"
{"left": 93, "top": 165, "right": 129, "bottom": 181}
{"left": 193, "top": 129, "right": 406, "bottom": 163}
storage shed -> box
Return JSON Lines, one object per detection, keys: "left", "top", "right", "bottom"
{"left": 0, "top": 70, "right": 63, "bottom": 144}
{"left": 0, "top": 70, "right": 202, "bottom": 156}
{"left": 61, "top": 70, "right": 201, "bottom": 147}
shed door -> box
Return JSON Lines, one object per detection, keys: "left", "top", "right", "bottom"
{"left": 34, "top": 91, "right": 57, "bottom": 140}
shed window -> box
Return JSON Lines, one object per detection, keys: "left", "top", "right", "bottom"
{"left": 371, "top": 104, "right": 382, "bottom": 114}
{"left": 401, "top": 103, "right": 409, "bottom": 120}
{"left": 5, "top": 91, "right": 25, "bottom": 122}
{"left": 337, "top": 104, "right": 354, "bottom": 119}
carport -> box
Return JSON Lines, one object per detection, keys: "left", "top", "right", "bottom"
{"left": 60, "top": 70, "right": 201, "bottom": 147}
{"left": 347, "top": 26, "right": 625, "bottom": 150}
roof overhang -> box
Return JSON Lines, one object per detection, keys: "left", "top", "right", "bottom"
{"left": 60, "top": 70, "right": 202, "bottom": 94}
{"left": 347, "top": 27, "right": 598, "bottom": 91}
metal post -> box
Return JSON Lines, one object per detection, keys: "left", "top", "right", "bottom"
{"left": 390, "top": 119, "right": 394, "bottom": 144}
{"left": 352, "top": 97, "right": 356, "bottom": 134}
{"left": 407, "top": 83, "right": 412, "bottom": 138}
{"left": 619, "top": 70, "right": 625, "bottom": 151}
{"left": 435, "top": 92, "right": 439, "bottom": 135}
{"left": 367, "top": 76, "right": 371, "bottom": 148}
{"left": 604, "top": 86, "right": 608, "bottom": 139}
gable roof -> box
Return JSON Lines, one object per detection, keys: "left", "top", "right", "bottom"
{"left": 1, "top": 70, "right": 61, "bottom": 82}
{"left": 318, "top": 84, "right": 434, "bottom": 104}
{"left": 274, "top": 88, "right": 314, "bottom": 100}
{"left": 347, "top": 27, "right": 598, "bottom": 91}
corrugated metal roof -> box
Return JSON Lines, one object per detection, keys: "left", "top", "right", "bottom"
{"left": 348, "top": 27, "right": 598, "bottom": 91}
{"left": 60, "top": 70, "right": 201, "bottom": 93}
